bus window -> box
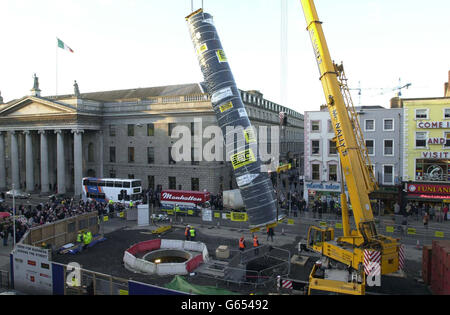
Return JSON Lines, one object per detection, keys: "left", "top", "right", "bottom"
{"left": 123, "top": 182, "right": 131, "bottom": 188}
{"left": 83, "top": 179, "right": 88, "bottom": 185}
{"left": 106, "top": 181, "right": 114, "bottom": 187}
{"left": 114, "top": 181, "right": 123, "bottom": 188}
{"left": 132, "top": 181, "right": 141, "bottom": 188}
{"left": 98, "top": 181, "right": 105, "bottom": 187}
{"left": 131, "top": 194, "right": 141, "bottom": 201}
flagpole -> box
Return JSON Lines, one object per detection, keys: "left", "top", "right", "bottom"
{"left": 56, "top": 38, "right": 58, "bottom": 95}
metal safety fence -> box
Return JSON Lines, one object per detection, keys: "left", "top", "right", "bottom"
{"left": 0, "top": 270, "right": 10, "bottom": 290}
{"left": 302, "top": 213, "right": 450, "bottom": 245}
{"left": 200, "top": 246, "right": 290, "bottom": 290}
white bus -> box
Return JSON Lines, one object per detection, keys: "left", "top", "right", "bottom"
{"left": 81, "top": 177, "right": 142, "bottom": 203}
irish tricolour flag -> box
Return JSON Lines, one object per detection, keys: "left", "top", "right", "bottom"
{"left": 57, "top": 38, "right": 74, "bottom": 53}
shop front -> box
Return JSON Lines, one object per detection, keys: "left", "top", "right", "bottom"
{"left": 304, "top": 182, "right": 346, "bottom": 210}
{"left": 369, "top": 185, "right": 401, "bottom": 214}
{"left": 403, "top": 182, "right": 450, "bottom": 211}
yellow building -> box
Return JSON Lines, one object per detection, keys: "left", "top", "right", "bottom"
{"left": 400, "top": 95, "right": 450, "bottom": 206}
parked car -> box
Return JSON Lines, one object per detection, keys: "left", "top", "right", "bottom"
{"left": 6, "top": 189, "right": 31, "bottom": 199}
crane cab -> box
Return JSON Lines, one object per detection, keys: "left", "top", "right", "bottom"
{"left": 307, "top": 226, "right": 334, "bottom": 254}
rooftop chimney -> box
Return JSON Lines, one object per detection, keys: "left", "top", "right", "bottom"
{"left": 390, "top": 97, "right": 403, "bottom": 108}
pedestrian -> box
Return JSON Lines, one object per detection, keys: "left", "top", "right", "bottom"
{"left": 423, "top": 211, "right": 429, "bottom": 229}
{"left": 1, "top": 225, "right": 8, "bottom": 247}
{"left": 185, "top": 225, "right": 191, "bottom": 241}
{"left": 253, "top": 234, "right": 260, "bottom": 256}
{"left": 239, "top": 235, "right": 245, "bottom": 252}
{"left": 436, "top": 206, "right": 443, "bottom": 223}
{"left": 394, "top": 202, "right": 400, "bottom": 215}
{"left": 429, "top": 205, "right": 435, "bottom": 221}
{"left": 443, "top": 204, "right": 449, "bottom": 221}
{"left": 267, "top": 227, "right": 274, "bottom": 242}
{"left": 189, "top": 226, "right": 196, "bottom": 241}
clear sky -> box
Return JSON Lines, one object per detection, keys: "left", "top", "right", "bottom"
{"left": 1, "top": 0, "right": 449, "bottom": 115}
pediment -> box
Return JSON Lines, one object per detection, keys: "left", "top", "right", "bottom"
{"left": 0, "top": 97, "right": 76, "bottom": 117}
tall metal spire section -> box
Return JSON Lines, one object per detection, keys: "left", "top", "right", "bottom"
{"left": 280, "top": 0, "right": 288, "bottom": 107}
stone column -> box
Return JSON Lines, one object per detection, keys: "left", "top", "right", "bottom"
{"left": 24, "top": 131, "right": 35, "bottom": 192}
{"left": 0, "top": 132, "right": 5, "bottom": 190}
{"left": 39, "top": 130, "right": 49, "bottom": 193}
{"left": 10, "top": 131, "right": 20, "bottom": 190}
{"left": 72, "top": 129, "right": 84, "bottom": 197}
{"left": 55, "top": 130, "right": 66, "bottom": 194}
{"left": 97, "top": 130, "right": 104, "bottom": 178}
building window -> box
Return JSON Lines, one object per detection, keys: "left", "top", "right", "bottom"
{"left": 191, "top": 178, "right": 200, "bottom": 191}
{"left": 169, "top": 147, "right": 176, "bottom": 164}
{"left": 109, "top": 169, "right": 116, "bottom": 178}
{"left": 365, "top": 140, "right": 375, "bottom": 156}
{"left": 168, "top": 123, "right": 176, "bottom": 136}
{"left": 415, "top": 109, "right": 428, "bottom": 120}
{"left": 147, "top": 123, "right": 154, "bottom": 136}
{"left": 445, "top": 132, "right": 450, "bottom": 148}
{"left": 383, "top": 165, "right": 394, "bottom": 184}
{"left": 128, "top": 124, "right": 135, "bottom": 137}
{"left": 147, "top": 147, "right": 154, "bottom": 164}
{"left": 312, "top": 164, "right": 320, "bottom": 181}
{"left": 329, "top": 140, "right": 337, "bottom": 155}
{"left": 416, "top": 159, "right": 448, "bottom": 181}
{"left": 327, "top": 120, "right": 333, "bottom": 133}
{"left": 109, "top": 147, "right": 116, "bottom": 163}
{"left": 383, "top": 139, "right": 394, "bottom": 156}
{"left": 415, "top": 132, "right": 427, "bottom": 148}
{"left": 329, "top": 164, "right": 337, "bottom": 182}
{"left": 311, "top": 140, "right": 320, "bottom": 155}
{"left": 383, "top": 119, "right": 394, "bottom": 131}
{"left": 128, "top": 147, "right": 135, "bottom": 163}
{"left": 311, "top": 121, "right": 320, "bottom": 132}
{"left": 169, "top": 177, "right": 176, "bottom": 189}
{"left": 109, "top": 125, "right": 116, "bottom": 137}
{"left": 191, "top": 122, "right": 195, "bottom": 137}
{"left": 364, "top": 119, "right": 375, "bottom": 131}
{"left": 147, "top": 175, "right": 155, "bottom": 190}
{"left": 444, "top": 108, "right": 450, "bottom": 119}
{"left": 128, "top": 174, "right": 135, "bottom": 179}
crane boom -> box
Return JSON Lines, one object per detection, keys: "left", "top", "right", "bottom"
{"left": 300, "top": 0, "right": 376, "bottom": 237}
{"left": 300, "top": 0, "right": 401, "bottom": 295}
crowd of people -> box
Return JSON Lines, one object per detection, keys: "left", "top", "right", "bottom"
{"left": 0, "top": 197, "right": 113, "bottom": 246}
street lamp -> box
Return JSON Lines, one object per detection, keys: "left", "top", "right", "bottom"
{"left": 12, "top": 183, "right": 16, "bottom": 247}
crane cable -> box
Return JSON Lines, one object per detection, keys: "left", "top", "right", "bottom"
{"left": 191, "top": 0, "right": 204, "bottom": 12}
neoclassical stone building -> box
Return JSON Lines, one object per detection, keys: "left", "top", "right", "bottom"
{"left": 0, "top": 77, "right": 304, "bottom": 196}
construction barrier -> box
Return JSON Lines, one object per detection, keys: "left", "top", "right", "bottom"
{"left": 123, "top": 239, "right": 208, "bottom": 276}
{"left": 186, "top": 254, "right": 204, "bottom": 273}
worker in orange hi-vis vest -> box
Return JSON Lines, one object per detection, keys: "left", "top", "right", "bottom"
{"left": 239, "top": 235, "right": 246, "bottom": 251}
{"left": 253, "top": 234, "right": 260, "bottom": 256}
{"left": 185, "top": 225, "right": 191, "bottom": 241}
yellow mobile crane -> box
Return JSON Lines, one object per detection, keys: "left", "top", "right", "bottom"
{"left": 299, "top": 0, "right": 401, "bottom": 295}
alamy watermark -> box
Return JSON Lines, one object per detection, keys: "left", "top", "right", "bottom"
{"left": 169, "top": 118, "right": 282, "bottom": 172}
